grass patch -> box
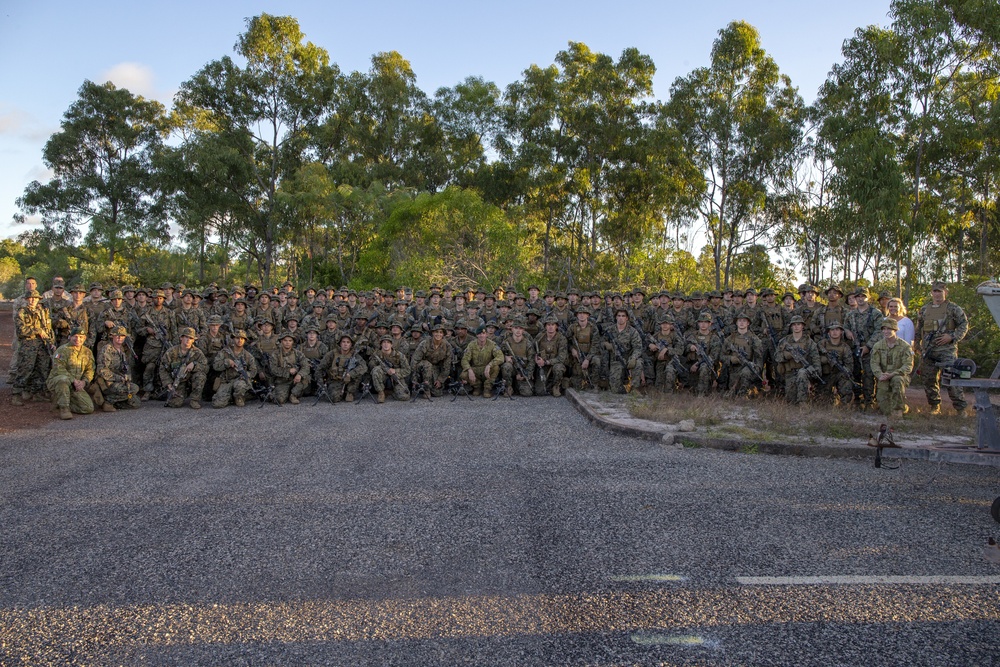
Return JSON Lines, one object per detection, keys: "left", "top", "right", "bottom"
{"left": 629, "top": 391, "right": 976, "bottom": 446}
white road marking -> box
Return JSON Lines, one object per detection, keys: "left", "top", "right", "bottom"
{"left": 610, "top": 574, "right": 687, "bottom": 582}
{"left": 631, "top": 633, "right": 720, "bottom": 648}
{"left": 737, "top": 575, "right": 1000, "bottom": 585}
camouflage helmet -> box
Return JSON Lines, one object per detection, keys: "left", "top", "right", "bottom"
{"left": 179, "top": 327, "right": 198, "bottom": 339}
{"left": 511, "top": 317, "right": 527, "bottom": 328}
{"left": 788, "top": 315, "right": 805, "bottom": 326}
{"left": 304, "top": 325, "right": 320, "bottom": 334}
{"left": 232, "top": 329, "right": 249, "bottom": 340}
{"left": 24, "top": 289, "right": 42, "bottom": 299}
{"left": 379, "top": 334, "right": 393, "bottom": 344}
{"left": 826, "top": 283, "right": 844, "bottom": 296}
{"left": 111, "top": 325, "right": 129, "bottom": 337}
{"left": 697, "top": 311, "right": 713, "bottom": 323}
{"left": 108, "top": 289, "right": 124, "bottom": 300}
{"left": 880, "top": 317, "right": 899, "bottom": 331}
{"left": 541, "top": 315, "right": 559, "bottom": 325}
{"left": 278, "top": 329, "right": 296, "bottom": 341}
{"left": 657, "top": 315, "right": 676, "bottom": 326}
{"left": 207, "top": 315, "right": 224, "bottom": 326}
{"left": 826, "top": 320, "right": 845, "bottom": 330}
{"left": 70, "top": 283, "right": 87, "bottom": 293}
{"left": 575, "top": 306, "right": 592, "bottom": 316}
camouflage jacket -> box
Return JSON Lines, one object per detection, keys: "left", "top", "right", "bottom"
{"left": 48, "top": 343, "right": 95, "bottom": 383}
{"left": 158, "top": 344, "right": 208, "bottom": 388}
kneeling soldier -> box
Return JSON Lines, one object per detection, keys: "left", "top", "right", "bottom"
{"left": 370, "top": 335, "right": 411, "bottom": 402}
{"left": 46, "top": 326, "right": 95, "bottom": 420}
{"left": 270, "top": 330, "right": 310, "bottom": 404}
{"left": 159, "top": 327, "right": 208, "bottom": 409}
{"left": 501, "top": 319, "right": 536, "bottom": 397}
{"left": 93, "top": 325, "right": 140, "bottom": 411}
{"left": 212, "top": 329, "right": 258, "bottom": 408}
{"left": 871, "top": 318, "right": 913, "bottom": 418}
{"left": 462, "top": 325, "right": 504, "bottom": 397}
{"left": 318, "top": 334, "right": 368, "bottom": 403}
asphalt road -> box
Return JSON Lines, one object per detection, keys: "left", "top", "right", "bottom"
{"left": 1, "top": 395, "right": 998, "bottom": 666}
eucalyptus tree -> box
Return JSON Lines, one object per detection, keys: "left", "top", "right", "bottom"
{"left": 15, "top": 80, "right": 171, "bottom": 265}
{"left": 665, "top": 21, "right": 805, "bottom": 290}
{"left": 174, "top": 13, "right": 340, "bottom": 286}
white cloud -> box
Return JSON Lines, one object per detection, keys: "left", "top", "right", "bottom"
{"left": 99, "top": 62, "right": 161, "bottom": 100}
{"left": 0, "top": 109, "right": 28, "bottom": 135}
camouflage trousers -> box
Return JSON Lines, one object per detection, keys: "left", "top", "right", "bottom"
{"left": 141, "top": 342, "right": 164, "bottom": 393}
{"left": 462, "top": 364, "right": 499, "bottom": 394}
{"left": 607, "top": 361, "right": 640, "bottom": 394}
{"left": 273, "top": 378, "right": 307, "bottom": 404}
{"left": 568, "top": 355, "right": 600, "bottom": 390}
{"left": 727, "top": 366, "right": 759, "bottom": 399}
{"left": 876, "top": 375, "right": 909, "bottom": 415}
{"left": 654, "top": 358, "right": 682, "bottom": 393}
{"left": 689, "top": 361, "right": 716, "bottom": 397}
{"left": 534, "top": 362, "right": 566, "bottom": 395}
{"left": 820, "top": 371, "right": 855, "bottom": 407}
{"left": 370, "top": 366, "right": 411, "bottom": 400}
{"left": 165, "top": 372, "right": 206, "bottom": 407}
{"left": 918, "top": 349, "right": 967, "bottom": 411}
{"left": 98, "top": 379, "right": 141, "bottom": 409}
{"left": 11, "top": 339, "right": 50, "bottom": 396}
{"left": 501, "top": 361, "right": 534, "bottom": 397}
{"left": 324, "top": 378, "right": 362, "bottom": 403}
{"left": 415, "top": 361, "right": 449, "bottom": 397}
{"left": 856, "top": 353, "right": 875, "bottom": 408}
{"left": 212, "top": 379, "right": 253, "bottom": 408}
{"left": 784, "top": 368, "right": 813, "bottom": 405}
{"left": 46, "top": 376, "right": 94, "bottom": 414}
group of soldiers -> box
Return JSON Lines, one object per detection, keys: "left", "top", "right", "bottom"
{"left": 9, "top": 276, "right": 971, "bottom": 419}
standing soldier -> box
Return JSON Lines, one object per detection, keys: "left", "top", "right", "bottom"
{"left": 462, "top": 325, "right": 504, "bottom": 397}
{"left": 844, "top": 288, "right": 884, "bottom": 411}
{"left": 819, "top": 322, "right": 857, "bottom": 408}
{"left": 757, "top": 288, "right": 787, "bottom": 391}
{"left": 139, "top": 289, "right": 177, "bottom": 400}
{"left": 174, "top": 289, "right": 205, "bottom": 337}
{"left": 567, "top": 307, "right": 600, "bottom": 390}
{"left": 11, "top": 289, "right": 54, "bottom": 406}
{"left": 96, "top": 289, "right": 132, "bottom": 360}
{"left": 724, "top": 312, "right": 765, "bottom": 398}
{"left": 159, "top": 327, "right": 208, "bottom": 409}
{"left": 812, "top": 284, "right": 849, "bottom": 341}
{"left": 369, "top": 336, "right": 411, "bottom": 403}
{"left": 53, "top": 283, "right": 91, "bottom": 347}
{"left": 871, "top": 318, "right": 914, "bottom": 418}
{"left": 318, "top": 333, "right": 368, "bottom": 403}
{"left": 534, "top": 315, "right": 569, "bottom": 396}
{"left": 914, "top": 281, "right": 969, "bottom": 415}
{"left": 198, "top": 315, "right": 228, "bottom": 400}
{"left": 211, "top": 330, "right": 258, "bottom": 408}
{"left": 93, "top": 325, "right": 141, "bottom": 412}
{"left": 602, "top": 308, "right": 643, "bottom": 395}
{"left": 411, "top": 323, "right": 454, "bottom": 397}
{"left": 501, "top": 319, "right": 536, "bottom": 397}
{"left": 299, "top": 326, "right": 329, "bottom": 396}
{"left": 46, "top": 326, "right": 95, "bottom": 420}
{"left": 684, "top": 312, "right": 722, "bottom": 397}
{"left": 269, "top": 330, "right": 310, "bottom": 405}
{"left": 776, "top": 315, "right": 822, "bottom": 405}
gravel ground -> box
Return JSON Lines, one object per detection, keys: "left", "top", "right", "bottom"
{"left": 1, "top": 396, "right": 998, "bottom": 666}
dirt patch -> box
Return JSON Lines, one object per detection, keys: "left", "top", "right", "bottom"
{"left": 0, "top": 302, "right": 56, "bottom": 434}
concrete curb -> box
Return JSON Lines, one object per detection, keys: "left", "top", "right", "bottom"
{"left": 565, "top": 388, "right": 1000, "bottom": 468}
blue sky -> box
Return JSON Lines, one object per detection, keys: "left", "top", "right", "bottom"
{"left": 0, "top": 0, "right": 894, "bottom": 242}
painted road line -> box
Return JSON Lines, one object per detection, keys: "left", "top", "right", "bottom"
{"left": 610, "top": 574, "right": 687, "bottom": 583}
{"left": 631, "top": 633, "right": 720, "bottom": 648}
{"left": 737, "top": 575, "right": 1000, "bottom": 585}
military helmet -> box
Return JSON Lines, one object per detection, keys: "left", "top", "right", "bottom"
{"left": 111, "top": 325, "right": 129, "bottom": 337}
{"left": 179, "top": 327, "right": 198, "bottom": 339}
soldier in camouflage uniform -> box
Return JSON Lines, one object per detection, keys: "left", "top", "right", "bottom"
{"left": 534, "top": 315, "right": 569, "bottom": 396}
{"left": 93, "top": 325, "right": 141, "bottom": 411}
{"left": 651, "top": 316, "right": 687, "bottom": 393}
{"left": 11, "top": 289, "right": 54, "bottom": 405}
{"left": 914, "top": 281, "right": 969, "bottom": 415}
{"left": 567, "top": 307, "right": 600, "bottom": 390}
{"left": 844, "top": 288, "right": 884, "bottom": 411}
{"left": 500, "top": 319, "right": 536, "bottom": 397}
{"left": 95, "top": 289, "right": 132, "bottom": 361}
{"left": 197, "top": 315, "right": 228, "bottom": 400}
{"left": 723, "top": 312, "right": 765, "bottom": 398}
{"left": 299, "top": 326, "right": 329, "bottom": 396}
{"left": 462, "top": 325, "right": 504, "bottom": 397}
{"left": 53, "top": 283, "right": 91, "bottom": 347}
{"left": 818, "top": 321, "right": 856, "bottom": 407}
{"left": 174, "top": 289, "right": 206, "bottom": 337}
{"left": 684, "top": 312, "right": 722, "bottom": 396}
{"left": 775, "top": 315, "right": 822, "bottom": 405}
{"left": 317, "top": 333, "right": 368, "bottom": 403}
{"left": 46, "top": 326, "right": 95, "bottom": 419}
{"left": 603, "top": 308, "right": 643, "bottom": 395}
{"left": 140, "top": 289, "right": 177, "bottom": 399}
{"left": 870, "top": 318, "right": 914, "bottom": 418}
{"left": 269, "top": 330, "right": 311, "bottom": 404}
{"left": 411, "top": 323, "right": 453, "bottom": 397}
{"left": 159, "top": 327, "right": 208, "bottom": 409}
{"left": 369, "top": 335, "right": 411, "bottom": 402}
{"left": 211, "top": 329, "right": 258, "bottom": 408}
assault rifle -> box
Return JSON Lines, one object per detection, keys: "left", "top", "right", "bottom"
{"left": 691, "top": 338, "right": 719, "bottom": 384}
{"left": 163, "top": 349, "right": 193, "bottom": 404}
{"left": 826, "top": 349, "right": 862, "bottom": 394}
{"left": 372, "top": 353, "right": 396, "bottom": 391}
{"left": 310, "top": 358, "right": 335, "bottom": 405}
{"left": 143, "top": 313, "right": 170, "bottom": 348}
{"left": 658, "top": 337, "right": 691, "bottom": 383}
{"left": 256, "top": 350, "right": 280, "bottom": 407}
{"left": 504, "top": 340, "right": 531, "bottom": 384}
{"left": 786, "top": 344, "right": 825, "bottom": 385}
{"left": 569, "top": 334, "right": 592, "bottom": 390}
{"left": 734, "top": 345, "right": 768, "bottom": 389}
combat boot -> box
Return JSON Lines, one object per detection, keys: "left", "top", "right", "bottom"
{"left": 288, "top": 395, "right": 299, "bottom": 404}
{"left": 189, "top": 400, "right": 201, "bottom": 410}
{"left": 552, "top": 386, "right": 562, "bottom": 397}
{"left": 377, "top": 390, "right": 385, "bottom": 403}
{"left": 928, "top": 404, "right": 941, "bottom": 415}
{"left": 10, "top": 394, "right": 23, "bottom": 406}
{"left": 59, "top": 406, "right": 73, "bottom": 420}
{"left": 234, "top": 396, "right": 245, "bottom": 407}
{"left": 102, "top": 402, "right": 117, "bottom": 413}
{"left": 345, "top": 393, "right": 354, "bottom": 402}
